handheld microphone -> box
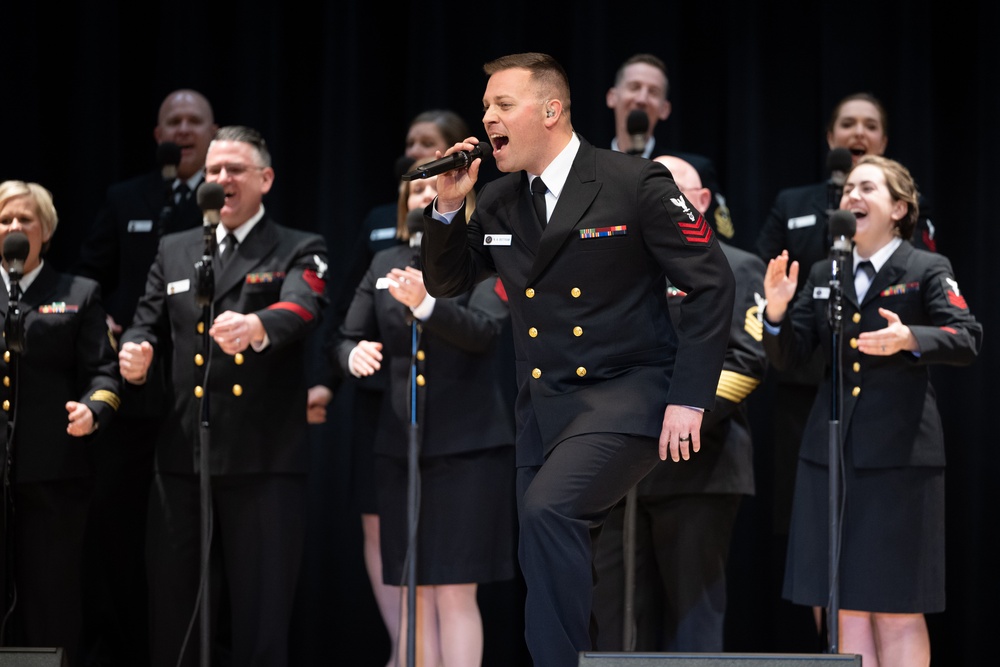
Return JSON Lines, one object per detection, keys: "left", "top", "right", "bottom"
{"left": 626, "top": 110, "right": 649, "bottom": 155}
{"left": 2, "top": 232, "right": 31, "bottom": 283}
{"left": 157, "top": 142, "right": 182, "bottom": 182}
{"left": 401, "top": 142, "right": 492, "bottom": 181}
{"left": 829, "top": 209, "right": 856, "bottom": 255}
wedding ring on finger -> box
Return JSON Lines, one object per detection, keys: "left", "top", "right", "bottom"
{"left": 678, "top": 434, "right": 691, "bottom": 442}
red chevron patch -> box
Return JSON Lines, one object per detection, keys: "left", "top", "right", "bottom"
{"left": 676, "top": 215, "right": 713, "bottom": 245}
{"left": 302, "top": 268, "right": 326, "bottom": 295}
{"left": 947, "top": 290, "right": 968, "bottom": 309}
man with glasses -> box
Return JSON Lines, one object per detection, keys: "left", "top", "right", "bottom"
{"left": 119, "top": 125, "right": 328, "bottom": 667}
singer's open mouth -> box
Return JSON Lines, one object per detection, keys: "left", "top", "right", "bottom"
{"left": 490, "top": 135, "right": 508, "bottom": 151}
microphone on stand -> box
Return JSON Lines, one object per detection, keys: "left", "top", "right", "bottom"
{"left": 827, "top": 210, "right": 856, "bottom": 329}
{"left": 823, "top": 207, "right": 857, "bottom": 652}
{"left": 829, "top": 209, "right": 856, "bottom": 257}
{"left": 157, "top": 142, "right": 182, "bottom": 237}
{"left": 194, "top": 183, "right": 225, "bottom": 307}
{"left": 625, "top": 110, "right": 649, "bottom": 156}
{"left": 826, "top": 147, "right": 853, "bottom": 213}
{"left": 158, "top": 142, "right": 181, "bottom": 182}
{"left": 3, "top": 232, "right": 31, "bottom": 354}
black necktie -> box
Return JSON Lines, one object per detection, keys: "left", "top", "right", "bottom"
{"left": 174, "top": 182, "right": 191, "bottom": 204}
{"left": 218, "top": 234, "right": 238, "bottom": 268}
{"left": 855, "top": 260, "right": 876, "bottom": 300}
{"left": 531, "top": 177, "right": 548, "bottom": 228}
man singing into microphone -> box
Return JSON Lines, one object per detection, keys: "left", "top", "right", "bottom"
{"left": 603, "top": 53, "right": 731, "bottom": 236}
{"left": 119, "top": 125, "right": 328, "bottom": 667}
{"left": 420, "top": 52, "right": 735, "bottom": 667}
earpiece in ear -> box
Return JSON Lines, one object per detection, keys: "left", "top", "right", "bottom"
{"left": 546, "top": 109, "right": 555, "bottom": 118}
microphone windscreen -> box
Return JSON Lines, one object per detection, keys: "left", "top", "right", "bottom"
{"left": 394, "top": 155, "right": 416, "bottom": 181}
{"left": 827, "top": 147, "right": 853, "bottom": 175}
{"left": 829, "top": 209, "right": 857, "bottom": 238}
{"left": 196, "top": 182, "right": 226, "bottom": 212}
{"left": 157, "top": 142, "right": 182, "bottom": 168}
{"left": 626, "top": 110, "right": 649, "bottom": 136}
{"left": 405, "top": 208, "right": 425, "bottom": 236}
{"left": 2, "top": 231, "right": 31, "bottom": 263}
{"left": 471, "top": 140, "right": 493, "bottom": 163}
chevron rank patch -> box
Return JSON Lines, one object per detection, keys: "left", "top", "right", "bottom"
{"left": 662, "top": 194, "right": 713, "bottom": 245}
{"left": 941, "top": 275, "right": 968, "bottom": 309}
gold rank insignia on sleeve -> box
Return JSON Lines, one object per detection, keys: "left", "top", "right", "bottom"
{"left": 716, "top": 370, "right": 760, "bottom": 404}
{"left": 89, "top": 389, "right": 121, "bottom": 411}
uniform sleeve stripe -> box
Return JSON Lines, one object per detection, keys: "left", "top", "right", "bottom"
{"left": 267, "top": 301, "right": 315, "bottom": 321}
{"left": 89, "top": 389, "right": 121, "bottom": 411}
{"left": 716, "top": 370, "right": 760, "bottom": 404}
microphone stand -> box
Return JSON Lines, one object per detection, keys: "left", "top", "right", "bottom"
{"left": 621, "top": 485, "right": 637, "bottom": 650}
{"left": 193, "top": 223, "right": 217, "bottom": 667}
{"left": 1, "top": 277, "right": 24, "bottom": 643}
{"left": 405, "top": 320, "right": 422, "bottom": 667}
{"left": 825, "top": 240, "right": 850, "bottom": 653}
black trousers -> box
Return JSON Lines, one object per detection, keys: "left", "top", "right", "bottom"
{"left": 516, "top": 432, "right": 660, "bottom": 667}
{"left": 592, "top": 492, "right": 742, "bottom": 652}
{"left": 145, "top": 472, "right": 305, "bottom": 667}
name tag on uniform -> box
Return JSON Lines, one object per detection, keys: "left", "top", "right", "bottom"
{"left": 484, "top": 234, "right": 512, "bottom": 246}
{"left": 167, "top": 279, "right": 191, "bottom": 295}
{"left": 128, "top": 219, "right": 154, "bottom": 233}
{"left": 812, "top": 286, "right": 830, "bottom": 299}
{"left": 788, "top": 214, "right": 817, "bottom": 230}
{"left": 370, "top": 227, "right": 396, "bottom": 242}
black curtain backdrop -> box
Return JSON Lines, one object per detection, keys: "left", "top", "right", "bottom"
{"left": 3, "top": 2, "right": 996, "bottom": 665}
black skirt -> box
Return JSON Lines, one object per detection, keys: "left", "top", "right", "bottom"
{"left": 377, "top": 445, "right": 517, "bottom": 586}
{"left": 783, "top": 453, "right": 945, "bottom": 613}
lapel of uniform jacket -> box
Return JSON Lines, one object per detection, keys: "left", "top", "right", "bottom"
{"left": 861, "top": 241, "right": 911, "bottom": 308}
{"left": 527, "top": 141, "right": 600, "bottom": 285}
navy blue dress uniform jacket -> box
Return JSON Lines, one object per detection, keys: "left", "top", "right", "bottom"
{"left": 763, "top": 242, "right": 981, "bottom": 468}
{"left": 122, "top": 215, "right": 328, "bottom": 475}
{"left": 421, "top": 137, "right": 736, "bottom": 466}
{"left": 333, "top": 244, "right": 513, "bottom": 458}
{"left": 1, "top": 265, "right": 121, "bottom": 482}
{"left": 756, "top": 181, "right": 937, "bottom": 387}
